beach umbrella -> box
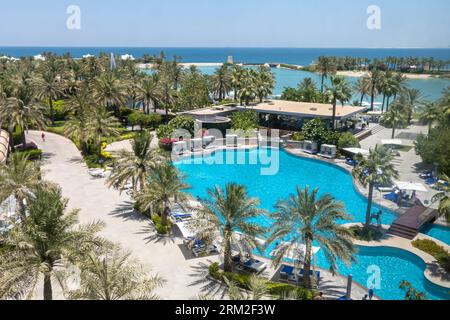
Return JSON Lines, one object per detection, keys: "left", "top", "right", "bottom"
{"left": 394, "top": 181, "right": 428, "bottom": 192}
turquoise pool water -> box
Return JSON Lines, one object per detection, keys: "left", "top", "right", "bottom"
{"left": 175, "top": 148, "right": 398, "bottom": 226}
{"left": 175, "top": 148, "right": 450, "bottom": 300}
{"left": 421, "top": 224, "right": 450, "bottom": 246}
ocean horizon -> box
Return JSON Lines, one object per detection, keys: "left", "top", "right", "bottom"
{"left": 1, "top": 47, "right": 450, "bottom": 66}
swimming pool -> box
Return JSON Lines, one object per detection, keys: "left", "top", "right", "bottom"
{"left": 175, "top": 147, "right": 398, "bottom": 225}
{"left": 175, "top": 148, "right": 449, "bottom": 300}
{"left": 421, "top": 223, "right": 450, "bottom": 246}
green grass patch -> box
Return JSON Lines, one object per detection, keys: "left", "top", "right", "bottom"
{"left": 350, "top": 225, "right": 384, "bottom": 241}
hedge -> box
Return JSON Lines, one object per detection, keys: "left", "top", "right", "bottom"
{"left": 412, "top": 239, "right": 450, "bottom": 272}
{"left": 15, "top": 149, "right": 42, "bottom": 160}
{"left": 208, "top": 262, "right": 315, "bottom": 300}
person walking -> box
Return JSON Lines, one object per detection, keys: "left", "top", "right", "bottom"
{"left": 41, "top": 132, "right": 46, "bottom": 142}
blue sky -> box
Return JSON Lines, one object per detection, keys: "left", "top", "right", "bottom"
{"left": 1, "top": 0, "right": 449, "bottom": 48}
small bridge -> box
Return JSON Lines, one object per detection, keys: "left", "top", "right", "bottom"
{"left": 389, "top": 206, "right": 439, "bottom": 240}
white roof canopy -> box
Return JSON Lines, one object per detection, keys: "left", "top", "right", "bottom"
{"left": 394, "top": 181, "right": 428, "bottom": 192}
{"left": 343, "top": 147, "right": 370, "bottom": 156}
{"left": 381, "top": 139, "right": 403, "bottom": 146}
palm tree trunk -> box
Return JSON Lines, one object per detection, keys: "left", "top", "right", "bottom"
{"left": 320, "top": 74, "right": 325, "bottom": 93}
{"left": 302, "top": 238, "right": 313, "bottom": 289}
{"left": 392, "top": 126, "right": 396, "bottom": 139}
{"left": 21, "top": 129, "right": 26, "bottom": 146}
{"left": 360, "top": 93, "right": 365, "bottom": 105}
{"left": 381, "top": 95, "right": 386, "bottom": 113}
{"left": 331, "top": 100, "right": 337, "bottom": 130}
{"left": 365, "top": 183, "right": 374, "bottom": 226}
{"left": 428, "top": 123, "right": 432, "bottom": 135}
{"left": 43, "top": 273, "right": 53, "bottom": 300}
{"left": 161, "top": 200, "right": 169, "bottom": 226}
{"left": 223, "top": 228, "right": 233, "bottom": 272}
{"left": 49, "top": 97, "right": 54, "bottom": 126}
{"left": 370, "top": 86, "right": 375, "bottom": 111}
{"left": 386, "top": 96, "right": 391, "bottom": 112}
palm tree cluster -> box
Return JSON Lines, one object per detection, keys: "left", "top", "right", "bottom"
{"left": 0, "top": 155, "right": 162, "bottom": 300}
{"left": 188, "top": 183, "right": 356, "bottom": 290}
{"left": 315, "top": 55, "right": 450, "bottom": 73}
{"left": 211, "top": 65, "right": 275, "bottom": 105}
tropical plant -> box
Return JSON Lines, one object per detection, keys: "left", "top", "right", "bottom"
{"left": 383, "top": 101, "right": 408, "bottom": 138}
{"left": 0, "top": 184, "right": 107, "bottom": 300}
{"left": 188, "top": 183, "right": 267, "bottom": 272}
{"left": 84, "top": 107, "right": 120, "bottom": 156}
{"left": 352, "top": 146, "right": 398, "bottom": 226}
{"left": 32, "top": 70, "right": 64, "bottom": 125}
{"left": 134, "top": 163, "right": 190, "bottom": 227}
{"left": 325, "top": 76, "right": 352, "bottom": 130}
{"left": 0, "top": 153, "right": 41, "bottom": 223}
{"left": 108, "top": 130, "right": 165, "bottom": 192}
{"left": 211, "top": 65, "right": 232, "bottom": 101}
{"left": 419, "top": 101, "right": 441, "bottom": 134}
{"left": 399, "top": 281, "right": 427, "bottom": 300}
{"left": 92, "top": 72, "right": 126, "bottom": 114}
{"left": 225, "top": 274, "right": 269, "bottom": 300}
{"left": 231, "top": 110, "right": 259, "bottom": 131}
{"left": 66, "top": 247, "right": 164, "bottom": 300}
{"left": 431, "top": 174, "right": 450, "bottom": 223}
{"left": 269, "top": 186, "right": 355, "bottom": 288}
{"left": 137, "top": 74, "right": 161, "bottom": 114}
{"left": 315, "top": 56, "right": 337, "bottom": 92}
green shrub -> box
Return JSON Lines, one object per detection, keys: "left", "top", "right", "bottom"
{"left": 350, "top": 225, "right": 383, "bottom": 241}
{"left": 231, "top": 110, "right": 259, "bottom": 131}
{"left": 151, "top": 214, "right": 172, "bottom": 235}
{"left": 168, "top": 116, "right": 195, "bottom": 134}
{"left": 412, "top": 239, "right": 450, "bottom": 272}
{"left": 15, "top": 149, "right": 42, "bottom": 160}
{"left": 302, "top": 119, "right": 328, "bottom": 143}
{"left": 156, "top": 124, "right": 174, "bottom": 139}
{"left": 207, "top": 262, "right": 315, "bottom": 299}
{"left": 338, "top": 132, "right": 361, "bottom": 149}
{"left": 46, "top": 100, "right": 68, "bottom": 121}
{"left": 291, "top": 132, "right": 305, "bottom": 141}
{"left": 128, "top": 112, "right": 162, "bottom": 130}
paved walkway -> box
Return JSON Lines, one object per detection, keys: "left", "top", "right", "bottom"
{"left": 28, "top": 131, "right": 220, "bottom": 300}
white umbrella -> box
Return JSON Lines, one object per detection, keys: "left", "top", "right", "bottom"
{"left": 381, "top": 139, "right": 403, "bottom": 146}
{"left": 269, "top": 242, "right": 321, "bottom": 261}
{"left": 343, "top": 147, "right": 370, "bottom": 156}
{"left": 394, "top": 181, "right": 428, "bottom": 192}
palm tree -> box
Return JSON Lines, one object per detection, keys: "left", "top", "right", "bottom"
{"left": 188, "top": 183, "right": 267, "bottom": 272}
{"left": 0, "top": 153, "right": 41, "bottom": 223}
{"left": 355, "top": 76, "right": 371, "bottom": 105}
{"left": 402, "top": 88, "right": 423, "bottom": 123}
{"left": 225, "top": 274, "right": 269, "bottom": 300}
{"left": 231, "top": 65, "right": 244, "bottom": 101}
{"left": 419, "top": 101, "right": 441, "bottom": 134}
{"left": 159, "top": 78, "right": 177, "bottom": 123}
{"left": 352, "top": 146, "right": 398, "bottom": 226}
{"left": 399, "top": 281, "right": 427, "bottom": 300}
{"left": 269, "top": 186, "right": 355, "bottom": 288}
{"left": 0, "top": 85, "right": 46, "bottom": 146}
{"left": 84, "top": 107, "right": 120, "bottom": 157}
{"left": 135, "top": 163, "right": 190, "bottom": 227}
{"left": 108, "top": 131, "right": 165, "bottom": 192}
{"left": 383, "top": 101, "right": 408, "bottom": 138}
{"left": 316, "top": 57, "right": 337, "bottom": 92}
{"left": 238, "top": 69, "right": 257, "bottom": 106}
{"left": 211, "top": 65, "right": 232, "bottom": 101}
{"left": 431, "top": 174, "right": 450, "bottom": 223}
{"left": 367, "top": 70, "right": 383, "bottom": 111}
{"left": 254, "top": 66, "right": 275, "bottom": 103}
{"left": 66, "top": 247, "right": 164, "bottom": 300}
{"left": 0, "top": 184, "right": 107, "bottom": 300}
{"left": 32, "top": 70, "right": 64, "bottom": 125}
{"left": 92, "top": 72, "right": 126, "bottom": 114}
{"left": 137, "top": 74, "right": 161, "bottom": 114}
{"left": 325, "top": 76, "right": 352, "bottom": 130}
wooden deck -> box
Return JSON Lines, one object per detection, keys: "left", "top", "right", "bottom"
{"left": 389, "top": 206, "right": 438, "bottom": 239}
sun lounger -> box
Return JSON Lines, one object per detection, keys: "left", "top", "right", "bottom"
{"left": 88, "top": 168, "right": 106, "bottom": 178}
{"left": 192, "top": 244, "right": 218, "bottom": 257}
{"left": 299, "top": 268, "right": 321, "bottom": 282}
{"left": 383, "top": 192, "right": 399, "bottom": 202}
{"left": 419, "top": 171, "right": 433, "bottom": 179}
{"left": 241, "top": 259, "right": 267, "bottom": 274}
{"left": 425, "top": 177, "right": 438, "bottom": 185}
{"left": 345, "top": 158, "right": 358, "bottom": 167}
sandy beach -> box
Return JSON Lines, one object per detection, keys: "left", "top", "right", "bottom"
{"left": 138, "top": 62, "right": 223, "bottom": 69}
{"left": 336, "top": 70, "right": 434, "bottom": 80}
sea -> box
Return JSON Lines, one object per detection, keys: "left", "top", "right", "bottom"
{"left": 1, "top": 47, "right": 449, "bottom": 102}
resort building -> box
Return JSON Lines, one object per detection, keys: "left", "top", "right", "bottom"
{"left": 239, "top": 100, "right": 367, "bottom": 130}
